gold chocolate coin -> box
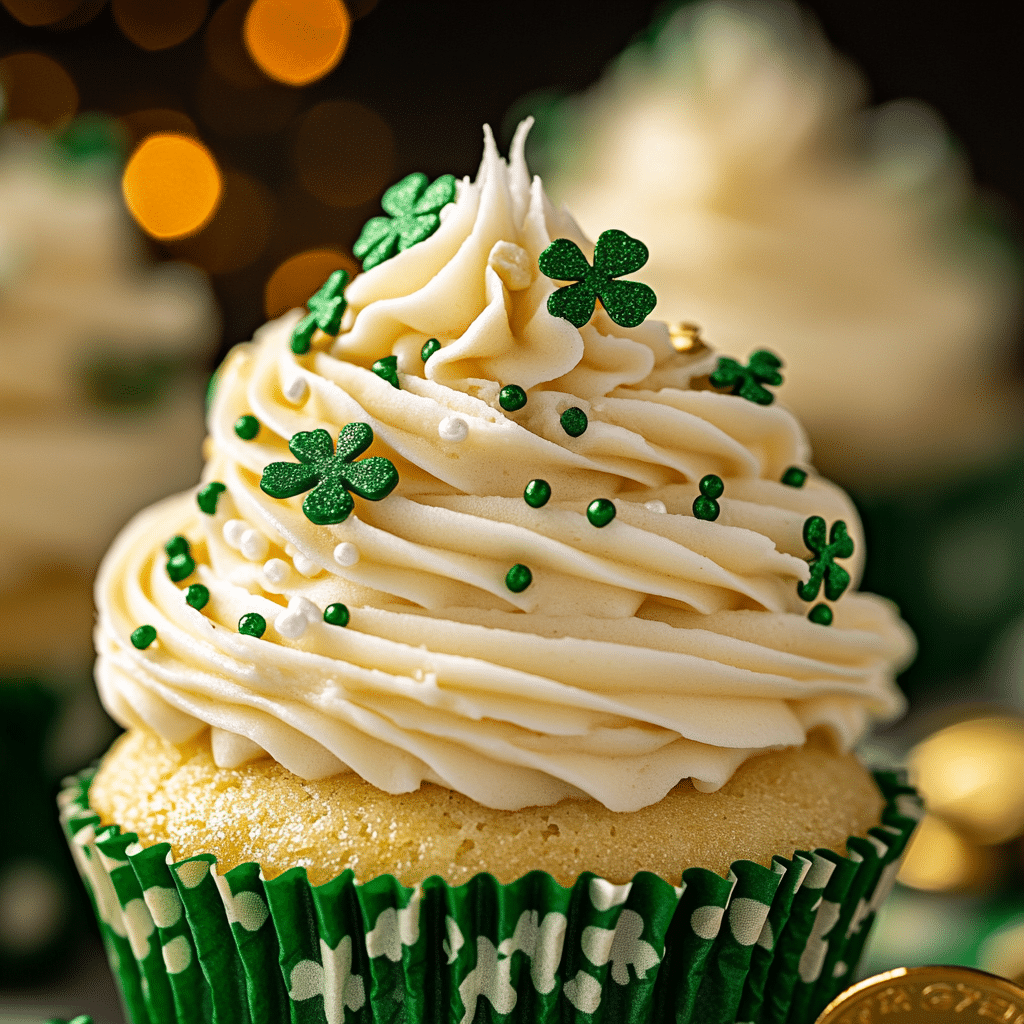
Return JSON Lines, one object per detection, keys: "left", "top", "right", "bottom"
{"left": 815, "top": 966, "right": 1024, "bottom": 1023}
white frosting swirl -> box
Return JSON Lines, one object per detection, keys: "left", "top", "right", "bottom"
{"left": 95, "top": 123, "right": 912, "bottom": 811}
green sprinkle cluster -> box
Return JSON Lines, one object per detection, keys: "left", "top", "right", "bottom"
{"left": 498, "top": 385, "right": 527, "bottom": 412}
{"left": 234, "top": 415, "right": 260, "bottom": 440}
{"left": 798, "top": 516, "right": 855, "bottom": 626}
{"left": 164, "top": 535, "right": 195, "bottom": 583}
{"left": 693, "top": 475, "right": 724, "bottom": 521}
{"left": 197, "top": 481, "right": 226, "bottom": 515}
{"left": 130, "top": 625, "right": 156, "bottom": 650}
{"left": 238, "top": 613, "right": 266, "bottom": 638}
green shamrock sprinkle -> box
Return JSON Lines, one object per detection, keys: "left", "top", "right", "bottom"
{"left": 539, "top": 229, "right": 657, "bottom": 329}
{"left": 372, "top": 355, "right": 401, "bottom": 389}
{"left": 797, "top": 517, "right": 854, "bottom": 603}
{"left": 693, "top": 474, "right": 724, "bottom": 521}
{"left": 560, "top": 407, "right": 588, "bottom": 437}
{"left": 421, "top": 338, "right": 441, "bottom": 362}
{"left": 186, "top": 584, "right": 210, "bottom": 610}
{"left": 353, "top": 172, "right": 457, "bottom": 271}
{"left": 131, "top": 625, "right": 156, "bottom": 649}
{"left": 781, "top": 466, "right": 808, "bottom": 488}
{"left": 166, "top": 552, "right": 195, "bottom": 583}
{"left": 238, "top": 613, "right": 266, "bottom": 638}
{"left": 709, "top": 350, "right": 783, "bottom": 405}
{"left": 165, "top": 535, "right": 189, "bottom": 558}
{"left": 499, "top": 385, "right": 527, "bottom": 411}
{"left": 587, "top": 498, "right": 616, "bottom": 527}
{"left": 291, "top": 269, "right": 350, "bottom": 355}
{"left": 234, "top": 415, "right": 260, "bottom": 440}
{"left": 505, "top": 563, "right": 533, "bottom": 593}
{"left": 260, "top": 422, "right": 399, "bottom": 526}
{"left": 808, "top": 603, "right": 833, "bottom": 626}
{"left": 523, "top": 479, "right": 551, "bottom": 508}
{"left": 324, "top": 602, "right": 350, "bottom": 627}
{"left": 197, "top": 482, "right": 226, "bottom": 515}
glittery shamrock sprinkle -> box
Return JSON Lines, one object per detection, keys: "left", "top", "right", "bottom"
{"left": 499, "top": 385, "right": 527, "bottom": 411}
{"left": 587, "top": 498, "right": 616, "bottom": 527}
{"left": 372, "top": 355, "right": 401, "bottom": 388}
{"left": 797, "top": 516, "right": 854, "bottom": 603}
{"left": 186, "top": 584, "right": 210, "bottom": 610}
{"left": 709, "top": 350, "right": 783, "bottom": 405}
{"left": 324, "top": 603, "right": 350, "bottom": 627}
{"left": 353, "top": 172, "right": 457, "bottom": 271}
{"left": 260, "top": 422, "right": 399, "bottom": 526}
{"left": 238, "top": 613, "right": 266, "bottom": 638}
{"left": 234, "top": 415, "right": 260, "bottom": 440}
{"left": 421, "top": 338, "right": 441, "bottom": 362}
{"left": 539, "top": 229, "right": 657, "bottom": 329}
{"left": 808, "top": 603, "right": 833, "bottom": 626}
{"left": 197, "top": 481, "right": 226, "bottom": 515}
{"left": 291, "top": 269, "right": 349, "bottom": 355}
{"left": 560, "top": 407, "right": 588, "bottom": 437}
{"left": 131, "top": 625, "right": 156, "bottom": 649}
{"left": 781, "top": 467, "right": 808, "bottom": 488}
{"left": 523, "top": 479, "right": 551, "bottom": 508}
{"left": 505, "top": 563, "right": 533, "bottom": 593}
{"left": 693, "top": 474, "right": 724, "bottom": 521}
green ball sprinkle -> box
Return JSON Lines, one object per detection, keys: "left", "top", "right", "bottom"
{"left": 166, "top": 552, "right": 196, "bottom": 583}
{"left": 185, "top": 584, "right": 210, "bottom": 610}
{"left": 238, "top": 613, "right": 267, "bottom": 638}
{"left": 164, "top": 535, "right": 190, "bottom": 558}
{"left": 498, "top": 384, "right": 528, "bottom": 411}
{"left": 505, "top": 563, "right": 533, "bottom": 593}
{"left": 699, "top": 474, "right": 724, "bottom": 500}
{"left": 587, "top": 498, "right": 616, "bottom": 527}
{"left": 130, "top": 625, "right": 156, "bottom": 649}
{"left": 808, "top": 603, "right": 833, "bottom": 626}
{"left": 523, "top": 479, "right": 551, "bottom": 508}
{"left": 372, "top": 355, "right": 401, "bottom": 389}
{"left": 324, "top": 602, "right": 350, "bottom": 627}
{"left": 560, "top": 407, "right": 588, "bottom": 437}
{"left": 781, "top": 466, "right": 808, "bottom": 488}
{"left": 197, "top": 481, "right": 226, "bottom": 515}
{"left": 234, "top": 415, "right": 260, "bottom": 440}
{"left": 693, "top": 474, "right": 723, "bottom": 521}
{"left": 421, "top": 338, "right": 441, "bottom": 362}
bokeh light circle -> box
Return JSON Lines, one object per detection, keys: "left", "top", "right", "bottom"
{"left": 0, "top": 53, "right": 78, "bottom": 128}
{"left": 112, "top": 0, "right": 209, "bottom": 51}
{"left": 243, "top": 0, "right": 350, "bottom": 87}
{"left": 265, "top": 248, "right": 358, "bottom": 319}
{"left": 0, "top": 0, "right": 81, "bottom": 26}
{"left": 293, "top": 100, "right": 394, "bottom": 208}
{"left": 121, "top": 108, "right": 199, "bottom": 147}
{"left": 122, "top": 133, "right": 223, "bottom": 241}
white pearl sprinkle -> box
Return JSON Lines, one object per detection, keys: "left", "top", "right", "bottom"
{"left": 282, "top": 375, "right": 308, "bottom": 403}
{"left": 293, "top": 552, "right": 320, "bottom": 577}
{"left": 263, "top": 558, "right": 290, "bottom": 585}
{"left": 289, "top": 596, "right": 320, "bottom": 623}
{"left": 644, "top": 500, "right": 668, "bottom": 514}
{"left": 438, "top": 415, "right": 469, "bottom": 442}
{"left": 223, "top": 519, "right": 247, "bottom": 549}
{"left": 274, "top": 610, "right": 307, "bottom": 639}
{"left": 333, "top": 542, "right": 360, "bottom": 567}
{"left": 239, "top": 528, "right": 269, "bottom": 561}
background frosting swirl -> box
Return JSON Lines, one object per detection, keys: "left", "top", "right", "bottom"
{"left": 94, "top": 122, "right": 913, "bottom": 811}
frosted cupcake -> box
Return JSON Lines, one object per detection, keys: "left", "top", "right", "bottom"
{"left": 62, "top": 123, "right": 920, "bottom": 1024}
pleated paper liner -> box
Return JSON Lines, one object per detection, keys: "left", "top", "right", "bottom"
{"left": 58, "top": 770, "right": 922, "bottom": 1024}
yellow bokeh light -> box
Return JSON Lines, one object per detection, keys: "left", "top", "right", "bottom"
{"left": 265, "top": 248, "right": 358, "bottom": 319}
{"left": 122, "top": 133, "right": 223, "bottom": 241}
{"left": 243, "top": 0, "right": 350, "bottom": 87}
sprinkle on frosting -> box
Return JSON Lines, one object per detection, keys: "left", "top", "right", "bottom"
{"left": 290, "top": 270, "right": 349, "bottom": 355}
{"left": 234, "top": 415, "right": 260, "bottom": 440}
{"left": 164, "top": 535, "right": 189, "bottom": 558}
{"left": 437, "top": 416, "right": 468, "bottom": 442}
{"left": 238, "top": 613, "right": 266, "bottom": 638}
{"left": 353, "top": 172, "right": 457, "bottom": 271}
{"left": 809, "top": 603, "right": 833, "bottom": 626}
{"left": 372, "top": 355, "right": 401, "bottom": 389}
{"left": 539, "top": 229, "right": 657, "bottom": 329}
{"left": 130, "top": 625, "right": 156, "bottom": 649}
{"left": 523, "top": 479, "right": 551, "bottom": 508}
{"left": 196, "top": 482, "right": 226, "bottom": 515}
{"left": 498, "top": 385, "right": 527, "bottom": 411}
{"left": 420, "top": 338, "right": 441, "bottom": 362}
{"left": 710, "top": 351, "right": 784, "bottom": 405}
{"left": 185, "top": 584, "right": 209, "bottom": 610}
{"left": 781, "top": 467, "right": 808, "bottom": 488}
{"left": 798, "top": 517, "right": 854, "bottom": 603}
{"left": 505, "top": 563, "right": 533, "bottom": 593}
{"left": 333, "top": 542, "right": 359, "bottom": 567}
{"left": 259, "top": 422, "right": 399, "bottom": 526}
{"left": 559, "top": 407, "right": 588, "bottom": 437}
{"left": 324, "top": 603, "right": 350, "bottom": 627}
{"left": 693, "top": 474, "right": 724, "bottom": 522}
{"left": 164, "top": 535, "right": 195, "bottom": 582}
{"left": 586, "top": 498, "right": 616, "bottom": 527}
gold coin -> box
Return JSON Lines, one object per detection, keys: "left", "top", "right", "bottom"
{"left": 815, "top": 965, "right": 1024, "bottom": 1023}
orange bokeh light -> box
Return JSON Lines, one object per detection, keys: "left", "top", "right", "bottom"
{"left": 122, "top": 133, "right": 223, "bottom": 241}
{"left": 0, "top": 0, "right": 81, "bottom": 26}
{"left": 0, "top": 52, "right": 78, "bottom": 129}
{"left": 265, "top": 248, "right": 358, "bottom": 319}
{"left": 243, "top": 0, "right": 350, "bottom": 87}
{"left": 112, "top": 0, "right": 209, "bottom": 51}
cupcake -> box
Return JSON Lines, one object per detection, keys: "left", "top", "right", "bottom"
{"left": 61, "top": 122, "right": 920, "bottom": 1023}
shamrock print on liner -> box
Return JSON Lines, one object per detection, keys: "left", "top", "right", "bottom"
{"left": 354, "top": 172, "right": 457, "bottom": 271}
{"left": 798, "top": 516, "right": 854, "bottom": 603}
{"left": 291, "top": 269, "right": 350, "bottom": 355}
{"left": 709, "top": 350, "right": 784, "bottom": 405}
{"left": 539, "top": 229, "right": 657, "bottom": 329}
{"left": 260, "top": 422, "right": 399, "bottom": 526}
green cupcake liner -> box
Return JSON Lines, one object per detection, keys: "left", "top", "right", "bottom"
{"left": 58, "top": 770, "right": 921, "bottom": 1024}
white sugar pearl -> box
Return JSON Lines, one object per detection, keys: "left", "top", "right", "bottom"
{"left": 333, "top": 542, "right": 359, "bottom": 567}
{"left": 240, "top": 529, "right": 269, "bottom": 561}
{"left": 293, "top": 552, "right": 320, "bottom": 577}
{"left": 438, "top": 415, "right": 468, "bottom": 442}
{"left": 223, "top": 519, "right": 247, "bottom": 548}
{"left": 263, "top": 558, "right": 290, "bottom": 585}
{"left": 644, "top": 500, "right": 667, "bottom": 514}
{"left": 288, "top": 595, "right": 320, "bottom": 622}
{"left": 274, "top": 610, "right": 307, "bottom": 639}
{"left": 283, "top": 375, "right": 308, "bottom": 403}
